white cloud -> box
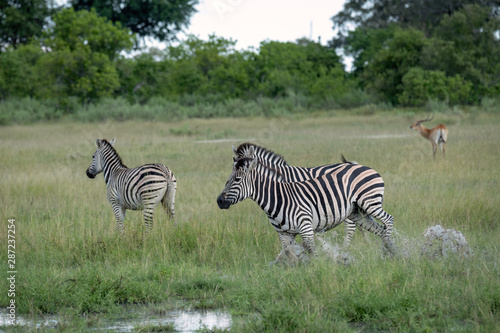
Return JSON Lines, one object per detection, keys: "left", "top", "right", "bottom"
{"left": 178, "top": 0, "right": 345, "bottom": 50}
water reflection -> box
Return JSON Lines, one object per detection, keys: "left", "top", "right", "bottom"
{"left": 103, "top": 310, "right": 231, "bottom": 332}
{"left": 0, "top": 308, "right": 231, "bottom": 332}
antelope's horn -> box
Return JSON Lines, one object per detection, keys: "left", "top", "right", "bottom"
{"left": 420, "top": 114, "right": 434, "bottom": 123}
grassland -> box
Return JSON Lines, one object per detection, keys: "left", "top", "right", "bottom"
{"left": 1, "top": 111, "right": 499, "bottom": 332}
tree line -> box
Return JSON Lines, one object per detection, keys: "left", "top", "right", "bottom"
{"left": 1, "top": 0, "right": 499, "bottom": 114}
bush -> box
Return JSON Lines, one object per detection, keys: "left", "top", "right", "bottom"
{"left": 399, "top": 67, "right": 472, "bottom": 106}
{"left": 0, "top": 98, "right": 62, "bottom": 125}
{"left": 480, "top": 97, "right": 500, "bottom": 113}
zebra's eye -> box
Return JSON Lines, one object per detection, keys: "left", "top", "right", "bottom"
{"left": 235, "top": 176, "right": 242, "bottom": 182}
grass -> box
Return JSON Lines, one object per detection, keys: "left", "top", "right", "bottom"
{"left": 0, "top": 111, "right": 499, "bottom": 332}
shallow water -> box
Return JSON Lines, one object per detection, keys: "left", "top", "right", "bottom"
{"left": 0, "top": 308, "right": 232, "bottom": 332}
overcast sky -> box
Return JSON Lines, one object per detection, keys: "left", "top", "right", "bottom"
{"left": 177, "top": 0, "right": 345, "bottom": 50}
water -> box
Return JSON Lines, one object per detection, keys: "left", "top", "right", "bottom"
{"left": 288, "top": 224, "right": 472, "bottom": 265}
{"left": 0, "top": 308, "right": 231, "bottom": 332}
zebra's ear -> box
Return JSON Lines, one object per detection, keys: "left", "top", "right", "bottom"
{"left": 110, "top": 137, "right": 116, "bottom": 146}
{"left": 248, "top": 145, "right": 255, "bottom": 158}
{"left": 96, "top": 138, "right": 102, "bottom": 148}
{"left": 232, "top": 145, "right": 237, "bottom": 157}
{"left": 276, "top": 171, "right": 283, "bottom": 182}
{"left": 248, "top": 156, "right": 258, "bottom": 171}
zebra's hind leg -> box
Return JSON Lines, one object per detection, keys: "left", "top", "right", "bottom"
{"left": 142, "top": 202, "right": 157, "bottom": 233}
{"left": 369, "top": 211, "right": 395, "bottom": 255}
{"left": 342, "top": 219, "right": 357, "bottom": 249}
{"left": 352, "top": 213, "right": 395, "bottom": 256}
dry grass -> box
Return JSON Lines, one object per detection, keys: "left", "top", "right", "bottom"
{"left": 0, "top": 111, "right": 499, "bottom": 331}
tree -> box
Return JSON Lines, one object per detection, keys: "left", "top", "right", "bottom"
{"left": 362, "top": 28, "right": 427, "bottom": 104}
{"left": 0, "top": 43, "right": 43, "bottom": 99}
{"left": 399, "top": 67, "right": 472, "bottom": 106}
{"left": 70, "top": 0, "right": 198, "bottom": 45}
{"left": 165, "top": 35, "right": 253, "bottom": 99}
{"left": 38, "top": 8, "right": 134, "bottom": 103}
{"left": 330, "top": 0, "right": 500, "bottom": 48}
{"left": 343, "top": 25, "right": 398, "bottom": 78}
{"left": 0, "top": 0, "right": 52, "bottom": 50}
{"left": 423, "top": 4, "right": 500, "bottom": 99}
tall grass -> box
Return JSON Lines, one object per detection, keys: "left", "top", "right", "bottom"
{"left": 0, "top": 112, "right": 499, "bottom": 331}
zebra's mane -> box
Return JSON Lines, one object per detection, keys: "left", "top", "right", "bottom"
{"left": 258, "top": 160, "right": 283, "bottom": 181}
{"left": 235, "top": 156, "right": 282, "bottom": 181}
{"left": 101, "top": 139, "right": 127, "bottom": 168}
{"left": 235, "top": 143, "right": 288, "bottom": 166}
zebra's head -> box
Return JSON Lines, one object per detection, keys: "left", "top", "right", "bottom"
{"left": 86, "top": 138, "right": 115, "bottom": 179}
{"left": 217, "top": 148, "right": 259, "bottom": 210}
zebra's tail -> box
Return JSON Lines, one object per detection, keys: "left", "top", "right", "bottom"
{"left": 161, "top": 169, "right": 177, "bottom": 220}
{"left": 341, "top": 154, "right": 358, "bottom": 164}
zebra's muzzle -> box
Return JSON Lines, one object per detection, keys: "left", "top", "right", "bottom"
{"left": 86, "top": 169, "right": 96, "bottom": 179}
{"left": 217, "top": 193, "right": 231, "bottom": 209}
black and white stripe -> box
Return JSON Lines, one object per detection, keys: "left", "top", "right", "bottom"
{"left": 87, "top": 138, "right": 176, "bottom": 232}
{"left": 217, "top": 148, "right": 394, "bottom": 262}
{"left": 233, "top": 143, "right": 382, "bottom": 249}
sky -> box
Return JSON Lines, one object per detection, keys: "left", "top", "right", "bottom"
{"left": 176, "top": 0, "right": 345, "bottom": 50}
{"left": 56, "top": 0, "right": 350, "bottom": 67}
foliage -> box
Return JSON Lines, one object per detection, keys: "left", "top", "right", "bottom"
{"left": 362, "top": 28, "right": 427, "bottom": 105}
{"left": 0, "top": 43, "right": 43, "bottom": 99}
{"left": 0, "top": 0, "right": 52, "bottom": 50}
{"left": 399, "top": 68, "right": 473, "bottom": 106}
{"left": 330, "top": 0, "right": 500, "bottom": 48}
{"left": 254, "top": 40, "right": 347, "bottom": 99}
{"left": 2, "top": 2, "right": 500, "bottom": 113}
{"left": 37, "top": 8, "right": 135, "bottom": 104}
{"left": 343, "top": 4, "right": 500, "bottom": 106}
{"left": 117, "top": 36, "right": 352, "bottom": 106}
{"left": 70, "top": 0, "right": 199, "bottom": 45}
{"left": 343, "top": 25, "right": 398, "bottom": 78}
{"left": 423, "top": 4, "right": 500, "bottom": 100}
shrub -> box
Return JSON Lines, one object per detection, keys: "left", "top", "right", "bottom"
{"left": 399, "top": 67, "right": 472, "bottom": 106}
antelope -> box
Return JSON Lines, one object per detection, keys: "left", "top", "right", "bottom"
{"left": 410, "top": 115, "right": 448, "bottom": 159}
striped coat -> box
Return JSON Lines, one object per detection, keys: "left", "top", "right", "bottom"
{"left": 87, "top": 138, "right": 176, "bottom": 232}
{"left": 217, "top": 150, "right": 395, "bottom": 263}
{"left": 233, "top": 143, "right": 386, "bottom": 249}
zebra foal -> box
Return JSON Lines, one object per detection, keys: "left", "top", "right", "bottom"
{"left": 217, "top": 147, "right": 395, "bottom": 264}
{"left": 86, "top": 138, "right": 176, "bottom": 232}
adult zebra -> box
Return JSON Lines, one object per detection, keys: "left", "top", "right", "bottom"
{"left": 217, "top": 146, "right": 395, "bottom": 264}
{"left": 86, "top": 138, "right": 176, "bottom": 232}
{"left": 233, "top": 143, "right": 381, "bottom": 249}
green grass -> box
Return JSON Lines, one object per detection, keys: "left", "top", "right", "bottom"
{"left": 1, "top": 111, "right": 499, "bottom": 332}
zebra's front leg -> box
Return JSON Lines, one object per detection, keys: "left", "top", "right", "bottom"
{"left": 299, "top": 220, "right": 316, "bottom": 257}
{"left": 271, "top": 232, "right": 299, "bottom": 266}
{"left": 111, "top": 203, "right": 126, "bottom": 233}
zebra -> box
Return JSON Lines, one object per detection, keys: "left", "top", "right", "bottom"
{"left": 86, "top": 138, "right": 176, "bottom": 232}
{"left": 217, "top": 146, "right": 395, "bottom": 264}
{"left": 233, "top": 143, "right": 379, "bottom": 249}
